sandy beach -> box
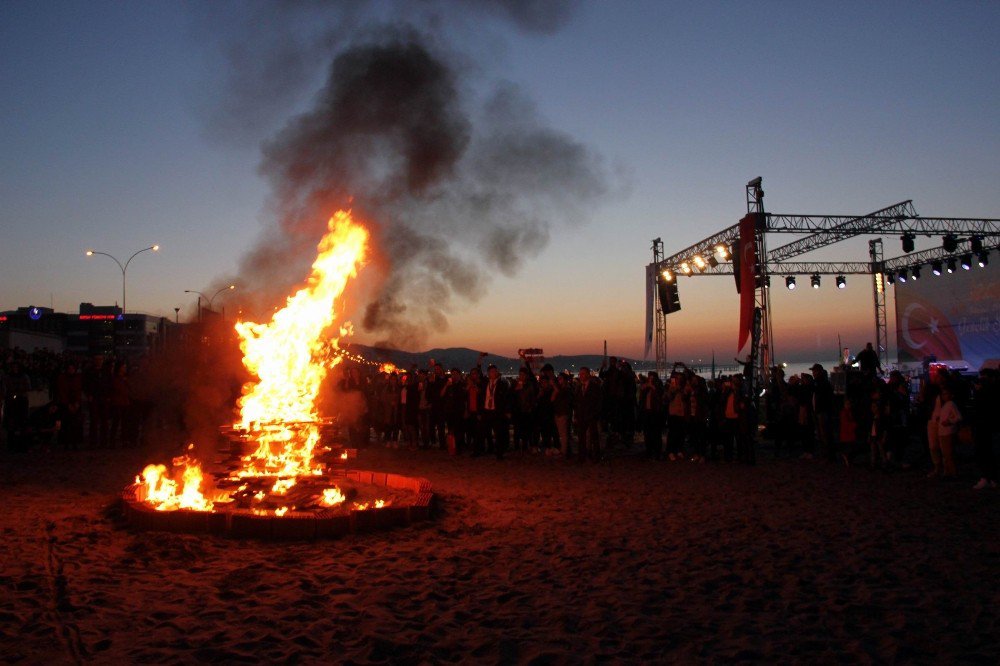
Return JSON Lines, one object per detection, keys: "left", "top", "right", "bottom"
{"left": 2, "top": 440, "right": 998, "bottom": 664}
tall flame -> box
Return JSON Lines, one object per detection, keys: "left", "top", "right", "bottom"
{"left": 235, "top": 210, "right": 368, "bottom": 477}
{"left": 135, "top": 211, "right": 369, "bottom": 510}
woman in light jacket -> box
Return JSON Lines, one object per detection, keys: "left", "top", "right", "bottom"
{"left": 933, "top": 387, "right": 962, "bottom": 478}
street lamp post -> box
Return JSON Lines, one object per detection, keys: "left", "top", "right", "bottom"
{"left": 185, "top": 285, "right": 235, "bottom": 322}
{"left": 85, "top": 245, "right": 159, "bottom": 314}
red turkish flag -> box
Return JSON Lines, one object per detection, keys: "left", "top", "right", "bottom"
{"left": 897, "top": 299, "right": 963, "bottom": 362}
{"left": 737, "top": 214, "right": 758, "bottom": 351}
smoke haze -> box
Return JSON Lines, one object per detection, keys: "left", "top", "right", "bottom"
{"left": 200, "top": 1, "right": 608, "bottom": 349}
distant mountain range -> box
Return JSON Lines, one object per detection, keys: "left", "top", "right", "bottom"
{"left": 343, "top": 343, "right": 613, "bottom": 375}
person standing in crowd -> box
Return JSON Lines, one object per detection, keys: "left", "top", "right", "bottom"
{"left": 380, "top": 372, "right": 401, "bottom": 444}
{"left": 886, "top": 371, "right": 911, "bottom": 467}
{"left": 552, "top": 372, "right": 573, "bottom": 458}
{"left": 535, "top": 368, "right": 557, "bottom": 453}
{"left": 856, "top": 342, "right": 883, "bottom": 378}
{"left": 442, "top": 368, "right": 467, "bottom": 454}
{"left": 795, "top": 373, "right": 816, "bottom": 459}
{"left": 53, "top": 359, "right": 84, "bottom": 449}
{"left": 598, "top": 356, "right": 620, "bottom": 444}
{"left": 416, "top": 371, "right": 433, "bottom": 449}
{"left": 687, "top": 375, "right": 708, "bottom": 463}
{"left": 107, "top": 361, "right": 132, "bottom": 448}
{"left": 83, "top": 355, "right": 111, "bottom": 448}
{"left": 428, "top": 363, "right": 447, "bottom": 450}
{"left": 400, "top": 372, "right": 419, "bottom": 449}
{"left": 838, "top": 396, "right": 859, "bottom": 466}
{"left": 811, "top": 364, "right": 835, "bottom": 461}
{"left": 665, "top": 373, "right": 687, "bottom": 461}
{"left": 574, "top": 367, "right": 603, "bottom": 462}
{"left": 721, "top": 375, "right": 749, "bottom": 463}
{"left": 512, "top": 366, "right": 538, "bottom": 453}
{"left": 929, "top": 385, "right": 961, "bottom": 478}
{"left": 2, "top": 361, "right": 32, "bottom": 452}
{"left": 868, "top": 383, "right": 889, "bottom": 469}
{"left": 638, "top": 371, "right": 664, "bottom": 460}
{"left": 482, "top": 364, "right": 510, "bottom": 460}
{"left": 618, "top": 360, "right": 638, "bottom": 448}
{"left": 466, "top": 366, "right": 485, "bottom": 456}
{"left": 970, "top": 369, "right": 998, "bottom": 489}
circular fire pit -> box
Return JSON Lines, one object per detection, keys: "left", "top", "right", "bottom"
{"left": 122, "top": 468, "right": 434, "bottom": 540}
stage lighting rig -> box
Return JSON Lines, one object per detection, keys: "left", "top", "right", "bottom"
{"left": 943, "top": 234, "right": 958, "bottom": 253}
{"left": 836, "top": 275, "right": 846, "bottom": 289}
{"left": 810, "top": 274, "right": 821, "bottom": 289}
{"left": 931, "top": 261, "right": 942, "bottom": 276}
{"left": 978, "top": 251, "right": 989, "bottom": 267}
{"left": 947, "top": 258, "right": 956, "bottom": 274}
{"left": 911, "top": 265, "right": 921, "bottom": 280}
{"left": 961, "top": 254, "right": 972, "bottom": 270}
{"left": 785, "top": 276, "right": 796, "bottom": 290}
{"left": 901, "top": 233, "right": 915, "bottom": 253}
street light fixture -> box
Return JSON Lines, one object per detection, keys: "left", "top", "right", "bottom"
{"left": 185, "top": 285, "right": 236, "bottom": 322}
{"left": 85, "top": 244, "right": 159, "bottom": 314}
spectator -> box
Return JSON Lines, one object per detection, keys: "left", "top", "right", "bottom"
{"left": 482, "top": 364, "right": 510, "bottom": 460}
{"left": 970, "top": 370, "right": 998, "bottom": 490}
{"left": 574, "top": 367, "right": 602, "bottom": 461}
{"left": 552, "top": 372, "right": 573, "bottom": 458}
{"left": 638, "top": 371, "right": 664, "bottom": 460}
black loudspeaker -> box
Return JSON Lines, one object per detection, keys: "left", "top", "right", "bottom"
{"left": 657, "top": 280, "right": 681, "bottom": 314}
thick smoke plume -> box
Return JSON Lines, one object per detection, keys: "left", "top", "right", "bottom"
{"left": 208, "top": 1, "right": 607, "bottom": 349}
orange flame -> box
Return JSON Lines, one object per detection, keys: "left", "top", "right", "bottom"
{"left": 136, "top": 455, "right": 219, "bottom": 511}
{"left": 235, "top": 211, "right": 369, "bottom": 478}
{"left": 136, "top": 211, "right": 369, "bottom": 511}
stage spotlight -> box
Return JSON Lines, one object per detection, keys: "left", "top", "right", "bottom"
{"left": 836, "top": 275, "right": 846, "bottom": 289}
{"left": 901, "top": 233, "right": 915, "bottom": 253}
{"left": 707, "top": 255, "right": 719, "bottom": 268}
{"left": 961, "top": 254, "right": 972, "bottom": 270}
{"left": 715, "top": 243, "right": 730, "bottom": 259}
{"left": 898, "top": 268, "right": 908, "bottom": 283}
{"left": 680, "top": 262, "right": 692, "bottom": 274}
{"left": 785, "top": 276, "right": 796, "bottom": 290}
{"left": 978, "top": 251, "right": 989, "bottom": 267}
{"left": 946, "top": 258, "right": 956, "bottom": 273}
{"left": 661, "top": 269, "right": 674, "bottom": 282}
{"left": 931, "top": 261, "right": 942, "bottom": 276}
{"left": 970, "top": 236, "right": 984, "bottom": 253}
{"left": 810, "top": 274, "right": 821, "bottom": 289}
{"left": 886, "top": 271, "right": 895, "bottom": 285}
{"left": 943, "top": 234, "right": 958, "bottom": 252}
{"left": 911, "top": 265, "right": 921, "bottom": 280}
{"left": 693, "top": 255, "right": 707, "bottom": 272}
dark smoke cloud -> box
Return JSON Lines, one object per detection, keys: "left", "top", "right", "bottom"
{"left": 203, "top": 1, "right": 609, "bottom": 349}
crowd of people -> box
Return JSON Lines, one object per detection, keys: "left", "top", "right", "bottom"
{"left": 338, "top": 349, "right": 998, "bottom": 489}
{"left": 2, "top": 344, "right": 997, "bottom": 490}
{"left": 0, "top": 348, "right": 154, "bottom": 452}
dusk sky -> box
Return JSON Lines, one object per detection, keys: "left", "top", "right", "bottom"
{"left": 2, "top": 1, "right": 998, "bottom": 362}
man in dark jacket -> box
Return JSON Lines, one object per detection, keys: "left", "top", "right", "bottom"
{"left": 574, "top": 367, "right": 603, "bottom": 461}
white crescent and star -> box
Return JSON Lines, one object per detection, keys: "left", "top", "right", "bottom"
{"left": 900, "top": 302, "right": 927, "bottom": 350}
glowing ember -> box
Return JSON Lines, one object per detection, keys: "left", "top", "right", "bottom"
{"left": 321, "top": 487, "right": 346, "bottom": 507}
{"left": 353, "top": 499, "right": 389, "bottom": 511}
{"left": 271, "top": 478, "right": 297, "bottom": 495}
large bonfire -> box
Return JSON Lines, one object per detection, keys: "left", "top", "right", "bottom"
{"left": 136, "top": 210, "right": 369, "bottom": 512}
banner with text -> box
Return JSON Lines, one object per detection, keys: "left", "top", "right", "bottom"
{"left": 894, "top": 265, "right": 1000, "bottom": 369}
